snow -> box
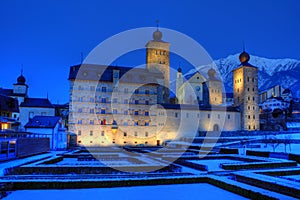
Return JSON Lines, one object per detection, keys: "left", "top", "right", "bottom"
{"left": 4, "top": 183, "right": 248, "bottom": 200}
{"left": 188, "top": 159, "right": 244, "bottom": 171}
{"left": 0, "top": 152, "right": 55, "bottom": 176}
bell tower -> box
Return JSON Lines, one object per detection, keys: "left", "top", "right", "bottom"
{"left": 146, "top": 23, "right": 170, "bottom": 103}
{"left": 233, "top": 51, "right": 259, "bottom": 131}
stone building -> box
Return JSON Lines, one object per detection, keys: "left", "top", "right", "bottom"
{"left": 68, "top": 29, "right": 255, "bottom": 147}
{"left": 68, "top": 64, "right": 164, "bottom": 146}
{"left": 233, "top": 51, "right": 260, "bottom": 131}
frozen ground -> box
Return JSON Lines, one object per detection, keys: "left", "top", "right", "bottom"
{"left": 4, "top": 183, "right": 248, "bottom": 200}
{"left": 189, "top": 159, "right": 244, "bottom": 171}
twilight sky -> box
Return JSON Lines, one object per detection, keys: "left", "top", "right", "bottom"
{"left": 0, "top": 0, "right": 299, "bottom": 103}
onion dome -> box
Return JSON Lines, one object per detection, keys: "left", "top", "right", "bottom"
{"left": 208, "top": 68, "right": 216, "bottom": 79}
{"left": 153, "top": 29, "right": 162, "bottom": 41}
{"left": 239, "top": 51, "right": 250, "bottom": 63}
{"left": 177, "top": 67, "right": 182, "bottom": 73}
{"left": 17, "top": 74, "right": 26, "bottom": 85}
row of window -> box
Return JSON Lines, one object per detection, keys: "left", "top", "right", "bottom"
{"left": 77, "top": 120, "right": 151, "bottom": 126}
{"left": 77, "top": 108, "right": 150, "bottom": 116}
{"left": 78, "top": 130, "right": 150, "bottom": 137}
{"left": 155, "top": 50, "right": 167, "bottom": 55}
{"left": 234, "top": 77, "right": 255, "bottom": 84}
{"left": 77, "top": 140, "right": 150, "bottom": 145}
{"left": 75, "top": 86, "right": 154, "bottom": 95}
{"left": 246, "top": 115, "right": 256, "bottom": 119}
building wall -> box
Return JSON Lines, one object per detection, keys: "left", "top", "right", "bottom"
{"left": 177, "top": 73, "right": 206, "bottom": 104}
{"left": 203, "top": 80, "right": 223, "bottom": 105}
{"left": 19, "top": 107, "right": 55, "bottom": 128}
{"left": 233, "top": 66, "right": 259, "bottom": 131}
{"left": 69, "top": 79, "right": 160, "bottom": 146}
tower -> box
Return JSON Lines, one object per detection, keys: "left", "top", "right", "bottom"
{"left": 176, "top": 67, "right": 183, "bottom": 98}
{"left": 203, "top": 68, "right": 223, "bottom": 106}
{"left": 13, "top": 70, "right": 28, "bottom": 104}
{"left": 233, "top": 51, "right": 259, "bottom": 131}
{"left": 146, "top": 26, "right": 170, "bottom": 103}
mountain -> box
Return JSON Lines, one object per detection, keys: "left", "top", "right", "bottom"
{"left": 184, "top": 53, "right": 300, "bottom": 98}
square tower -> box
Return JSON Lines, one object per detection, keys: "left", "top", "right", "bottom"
{"left": 146, "top": 29, "right": 170, "bottom": 103}
{"left": 233, "top": 51, "right": 259, "bottom": 131}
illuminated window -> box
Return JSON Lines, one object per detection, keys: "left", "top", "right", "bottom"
{"left": 78, "top": 130, "right": 81, "bottom": 135}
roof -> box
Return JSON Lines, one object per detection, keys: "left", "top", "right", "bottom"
{"left": 159, "top": 103, "right": 240, "bottom": 112}
{"left": 24, "top": 116, "right": 61, "bottom": 128}
{"left": 259, "top": 84, "right": 282, "bottom": 94}
{"left": 0, "top": 95, "right": 19, "bottom": 113}
{"left": 68, "top": 64, "right": 164, "bottom": 84}
{"left": 20, "top": 98, "right": 54, "bottom": 108}
{"left": 232, "top": 63, "right": 258, "bottom": 72}
{"left": 0, "top": 88, "right": 13, "bottom": 96}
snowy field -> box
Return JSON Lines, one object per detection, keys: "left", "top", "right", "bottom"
{"left": 4, "top": 183, "right": 248, "bottom": 200}
{"left": 189, "top": 159, "right": 244, "bottom": 171}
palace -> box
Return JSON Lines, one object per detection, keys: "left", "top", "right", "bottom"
{"left": 68, "top": 29, "right": 259, "bottom": 147}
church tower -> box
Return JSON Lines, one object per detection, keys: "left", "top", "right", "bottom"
{"left": 233, "top": 51, "right": 259, "bottom": 131}
{"left": 146, "top": 26, "right": 170, "bottom": 103}
{"left": 13, "top": 70, "right": 28, "bottom": 104}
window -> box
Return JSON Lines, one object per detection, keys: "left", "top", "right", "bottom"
{"left": 134, "top": 111, "right": 139, "bottom": 116}
{"left": 218, "top": 114, "right": 220, "bottom": 119}
{"left": 90, "top": 98, "right": 94, "bottom": 102}
{"left": 113, "top": 109, "right": 117, "bottom": 114}
{"left": 124, "top": 88, "right": 128, "bottom": 93}
{"left": 78, "top": 108, "right": 82, "bottom": 113}
{"left": 90, "top": 86, "right": 95, "bottom": 91}
{"left": 90, "top": 109, "right": 94, "bottom": 114}
{"left": 175, "top": 112, "right": 178, "bottom": 118}
{"left": 253, "top": 115, "right": 255, "bottom": 119}
{"left": 249, "top": 125, "right": 251, "bottom": 130}
{"left": 145, "top": 90, "right": 150, "bottom": 95}
{"left": 78, "top": 140, "right": 81, "bottom": 143}
{"left": 228, "top": 114, "right": 231, "bottom": 119}
{"left": 248, "top": 115, "right": 250, "bottom": 119}
{"left": 252, "top": 78, "right": 255, "bottom": 82}
{"left": 101, "top": 98, "right": 106, "bottom": 103}
{"left": 135, "top": 89, "right": 139, "bottom": 94}
{"left": 247, "top": 88, "right": 250, "bottom": 91}
{"left": 253, "top": 125, "right": 256, "bottom": 129}
{"left": 124, "top": 99, "right": 128, "bottom": 104}
{"left": 208, "top": 114, "right": 210, "bottom": 119}
{"left": 90, "top": 141, "right": 93, "bottom": 143}
{"left": 78, "top": 119, "right": 82, "bottom": 124}
{"left": 145, "top": 100, "right": 149, "bottom": 105}
{"left": 253, "top": 97, "right": 255, "bottom": 101}
{"left": 90, "top": 120, "right": 94, "bottom": 125}
{"left": 124, "top": 132, "right": 127, "bottom": 137}
{"left": 248, "top": 96, "right": 250, "bottom": 101}
{"left": 145, "top": 132, "right": 149, "bottom": 137}
{"left": 248, "top": 106, "right": 250, "bottom": 110}
{"left": 101, "top": 131, "right": 104, "bottom": 136}
{"left": 145, "top": 111, "right": 149, "bottom": 116}
{"left": 135, "top": 100, "right": 139, "bottom": 104}
{"left": 145, "top": 121, "right": 149, "bottom": 126}
{"left": 78, "top": 130, "right": 81, "bottom": 136}
{"left": 124, "top": 110, "right": 128, "bottom": 115}
{"left": 197, "top": 113, "right": 200, "bottom": 118}
{"left": 134, "top": 132, "right": 138, "bottom": 137}
{"left": 186, "top": 113, "right": 189, "bottom": 118}
{"left": 247, "top": 77, "right": 250, "bottom": 82}
{"left": 101, "top": 109, "right": 106, "bottom": 114}
{"left": 113, "top": 98, "right": 117, "bottom": 103}
{"left": 90, "top": 131, "right": 93, "bottom": 136}
{"left": 102, "top": 87, "right": 106, "bottom": 92}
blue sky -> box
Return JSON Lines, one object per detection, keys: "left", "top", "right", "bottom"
{"left": 0, "top": 0, "right": 299, "bottom": 103}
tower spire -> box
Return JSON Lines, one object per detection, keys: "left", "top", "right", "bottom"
{"left": 156, "top": 19, "right": 159, "bottom": 30}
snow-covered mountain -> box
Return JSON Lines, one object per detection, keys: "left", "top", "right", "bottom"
{"left": 184, "top": 53, "right": 300, "bottom": 97}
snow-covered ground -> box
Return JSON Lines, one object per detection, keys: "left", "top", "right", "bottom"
{"left": 189, "top": 159, "right": 244, "bottom": 171}
{"left": 4, "top": 183, "right": 248, "bottom": 200}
